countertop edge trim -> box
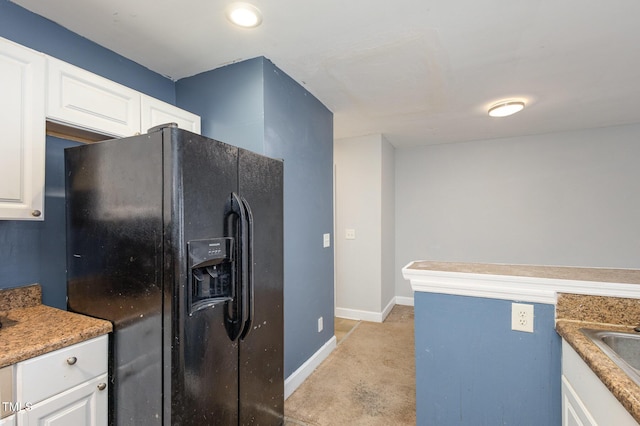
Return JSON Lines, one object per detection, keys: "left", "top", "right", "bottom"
{"left": 403, "top": 264, "right": 640, "bottom": 303}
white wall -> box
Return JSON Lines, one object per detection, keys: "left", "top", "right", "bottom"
{"left": 335, "top": 134, "right": 396, "bottom": 319}
{"left": 395, "top": 123, "right": 640, "bottom": 298}
{"left": 381, "top": 136, "right": 396, "bottom": 307}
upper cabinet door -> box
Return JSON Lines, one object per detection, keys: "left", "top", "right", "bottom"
{"left": 0, "top": 38, "right": 46, "bottom": 221}
{"left": 141, "top": 94, "right": 201, "bottom": 134}
{"left": 47, "top": 57, "right": 141, "bottom": 137}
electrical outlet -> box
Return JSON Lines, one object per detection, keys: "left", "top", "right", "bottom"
{"left": 318, "top": 316, "right": 323, "bottom": 332}
{"left": 511, "top": 303, "right": 534, "bottom": 333}
{"left": 323, "top": 233, "right": 331, "bottom": 248}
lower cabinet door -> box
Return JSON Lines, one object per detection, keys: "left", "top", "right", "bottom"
{"left": 18, "top": 374, "right": 107, "bottom": 426}
{"left": 0, "top": 415, "right": 16, "bottom": 426}
{"left": 562, "top": 376, "right": 596, "bottom": 426}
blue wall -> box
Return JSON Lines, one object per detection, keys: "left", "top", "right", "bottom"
{"left": 0, "top": 1, "right": 175, "bottom": 306}
{"left": 0, "top": 137, "right": 81, "bottom": 308}
{"left": 263, "top": 60, "right": 335, "bottom": 376}
{"left": 176, "top": 57, "right": 335, "bottom": 377}
{"left": 415, "top": 292, "right": 561, "bottom": 426}
{"left": 175, "top": 58, "right": 265, "bottom": 153}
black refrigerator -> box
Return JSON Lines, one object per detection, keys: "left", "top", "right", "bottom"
{"left": 65, "top": 126, "right": 284, "bottom": 425}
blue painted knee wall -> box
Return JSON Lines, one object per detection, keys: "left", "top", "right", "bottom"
{"left": 414, "top": 292, "right": 561, "bottom": 425}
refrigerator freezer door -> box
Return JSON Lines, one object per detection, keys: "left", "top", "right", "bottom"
{"left": 166, "top": 130, "right": 240, "bottom": 425}
{"left": 237, "top": 148, "right": 285, "bottom": 425}
{"left": 66, "top": 132, "right": 165, "bottom": 425}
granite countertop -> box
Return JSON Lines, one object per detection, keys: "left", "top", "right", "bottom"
{"left": 0, "top": 284, "right": 112, "bottom": 368}
{"left": 556, "top": 293, "right": 640, "bottom": 423}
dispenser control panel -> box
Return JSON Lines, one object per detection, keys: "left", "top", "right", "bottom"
{"left": 187, "top": 238, "right": 234, "bottom": 314}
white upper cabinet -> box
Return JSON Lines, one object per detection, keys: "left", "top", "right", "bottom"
{"left": 0, "top": 36, "right": 201, "bottom": 221}
{"left": 47, "top": 58, "right": 201, "bottom": 138}
{"left": 141, "top": 94, "right": 201, "bottom": 134}
{"left": 47, "top": 57, "right": 141, "bottom": 137}
{"left": 0, "top": 38, "right": 46, "bottom": 221}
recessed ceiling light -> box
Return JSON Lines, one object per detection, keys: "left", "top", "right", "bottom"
{"left": 488, "top": 101, "right": 525, "bottom": 118}
{"left": 226, "top": 2, "right": 262, "bottom": 28}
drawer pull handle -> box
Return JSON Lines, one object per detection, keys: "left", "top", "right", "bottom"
{"left": 66, "top": 356, "right": 78, "bottom": 365}
{"left": 97, "top": 383, "right": 107, "bottom": 391}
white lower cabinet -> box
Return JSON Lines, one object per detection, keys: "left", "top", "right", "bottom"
{"left": 15, "top": 335, "right": 108, "bottom": 426}
{"left": 17, "top": 374, "right": 107, "bottom": 426}
{"left": 0, "top": 415, "right": 16, "bottom": 426}
{"left": 562, "top": 340, "right": 638, "bottom": 426}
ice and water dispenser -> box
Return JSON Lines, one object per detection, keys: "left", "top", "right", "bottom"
{"left": 187, "top": 238, "right": 234, "bottom": 314}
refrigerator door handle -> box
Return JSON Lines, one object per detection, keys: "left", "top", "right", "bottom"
{"left": 224, "top": 192, "right": 246, "bottom": 341}
{"left": 239, "top": 195, "right": 254, "bottom": 340}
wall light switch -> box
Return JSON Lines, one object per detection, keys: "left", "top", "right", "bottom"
{"left": 323, "top": 233, "right": 330, "bottom": 248}
{"left": 345, "top": 229, "right": 356, "bottom": 240}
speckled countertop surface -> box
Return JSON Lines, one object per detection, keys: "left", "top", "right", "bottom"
{"left": 556, "top": 293, "right": 640, "bottom": 423}
{"left": 0, "top": 284, "right": 112, "bottom": 368}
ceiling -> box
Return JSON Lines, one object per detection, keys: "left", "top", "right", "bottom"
{"left": 11, "top": 0, "right": 640, "bottom": 147}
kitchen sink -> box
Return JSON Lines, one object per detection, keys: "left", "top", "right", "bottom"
{"left": 581, "top": 328, "right": 640, "bottom": 387}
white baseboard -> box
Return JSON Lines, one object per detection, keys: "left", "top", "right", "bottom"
{"left": 335, "top": 307, "right": 382, "bottom": 322}
{"left": 395, "top": 296, "right": 414, "bottom": 306}
{"left": 335, "top": 296, "right": 413, "bottom": 322}
{"left": 284, "top": 335, "right": 337, "bottom": 399}
{"left": 380, "top": 298, "right": 395, "bottom": 321}
{"left": 335, "top": 307, "right": 380, "bottom": 321}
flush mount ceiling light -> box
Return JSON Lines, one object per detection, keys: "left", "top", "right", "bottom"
{"left": 488, "top": 101, "right": 525, "bottom": 118}
{"left": 226, "top": 2, "right": 263, "bottom": 28}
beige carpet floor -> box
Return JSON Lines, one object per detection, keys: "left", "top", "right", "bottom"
{"left": 284, "top": 305, "right": 415, "bottom": 426}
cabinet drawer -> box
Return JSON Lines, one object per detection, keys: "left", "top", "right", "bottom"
{"left": 17, "top": 335, "right": 107, "bottom": 405}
